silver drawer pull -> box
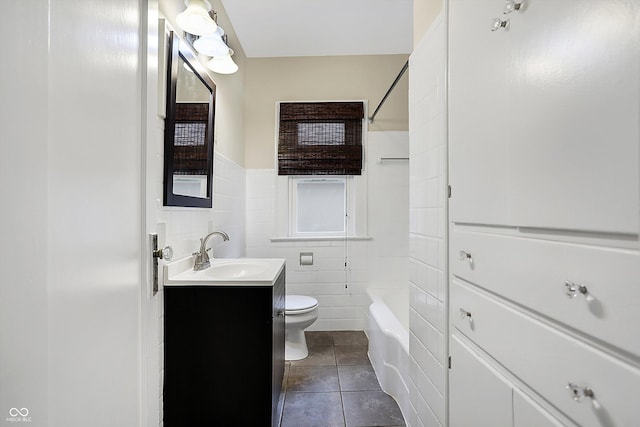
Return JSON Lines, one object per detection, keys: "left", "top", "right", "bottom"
{"left": 491, "top": 17, "right": 510, "bottom": 31}
{"left": 503, "top": 0, "right": 525, "bottom": 14}
{"left": 567, "top": 382, "right": 595, "bottom": 402}
{"left": 565, "top": 280, "right": 589, "bottom": 299}
{"left": 459, "top": 251, "right": 472, "bottom": 262}
{"left": 459, "top": 308, "right": 472, "bottom": 320}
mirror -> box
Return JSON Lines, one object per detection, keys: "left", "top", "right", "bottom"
{"left": 164, "top": 31, "right": 216, "bottom": 208}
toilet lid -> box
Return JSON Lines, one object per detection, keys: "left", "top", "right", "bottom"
{"left": 286, "top": 295, "right": 318, "bottom": 312}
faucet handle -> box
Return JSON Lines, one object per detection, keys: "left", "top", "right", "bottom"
{"left": 192, "top": 248, "right": 211, "bottom": 256}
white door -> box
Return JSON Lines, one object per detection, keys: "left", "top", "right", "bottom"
{"left": 0, "top": 1, "right": 145, "bottom": 426}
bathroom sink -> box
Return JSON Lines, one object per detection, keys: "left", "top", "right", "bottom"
{"left": 203, "top": 260, "right": 270, "bottom": 279}
{"left": 164, "top": 257, "right": 285, "bottom": 286}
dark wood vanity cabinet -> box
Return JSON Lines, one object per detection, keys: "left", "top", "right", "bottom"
{"left": 163, "top": 269, "right": 285, "bottom": 426}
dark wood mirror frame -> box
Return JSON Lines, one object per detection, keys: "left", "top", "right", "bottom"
{"left": 164, "top": 31, "right": 216, "bottom": 208}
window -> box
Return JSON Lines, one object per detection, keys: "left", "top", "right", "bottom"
{"left": 291, "top": 178, "right": 347, "bottom": 236}
{"left": 275, "top": 101, "right": 368, "bottom": 239}
{"left": 297, "top": 122, "right": 345, "bottom": 145}
{"left": 280, "top": 175, "right": 365, "bottom": 238}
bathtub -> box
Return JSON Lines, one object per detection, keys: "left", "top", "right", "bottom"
{"left": 366, "top": 285, "right": 411, "bottom": 424}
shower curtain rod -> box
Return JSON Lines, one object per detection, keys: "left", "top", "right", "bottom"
{"left": 368, "top": 60, "right": 409, "bottom": 123}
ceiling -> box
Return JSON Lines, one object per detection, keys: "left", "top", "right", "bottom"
{"left": 220, "top": 0, "right": 413, "bottom": 58}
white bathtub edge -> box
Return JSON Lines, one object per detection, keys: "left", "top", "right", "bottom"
{"left": 366, "top": 287, "right": 413, "bottom": 426}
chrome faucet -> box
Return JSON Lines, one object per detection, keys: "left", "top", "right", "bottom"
{"left": 192, "top": 231, "right": 230, "bottom": 271}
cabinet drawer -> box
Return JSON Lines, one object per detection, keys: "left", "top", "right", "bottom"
{"left": 452, "top": 280, "right": 640, "bottom": 427}
{"left": 452, "top": 228, "right": 640, "bottom": 355}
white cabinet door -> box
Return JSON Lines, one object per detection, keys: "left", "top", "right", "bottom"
{"left": 449, "top": 0, "right": 640, "bottom": 234}
{"left": 449, "top": 0, "right": 511, "bottom": 226}
{"left": 450, "top": 335, "right": 513, "bottom": 427}
{"left": 507, "top": 0, "right": 639, "bottom": 234}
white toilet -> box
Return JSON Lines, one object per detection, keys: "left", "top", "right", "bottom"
{"left": 284, "top": 295, "right": 319, "bottom": 360}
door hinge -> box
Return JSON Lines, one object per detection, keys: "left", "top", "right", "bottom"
{"left": 448, "top": 356, "right": 452, "bottom": 369}
{"left": 448, "top": 185, "right": 452, "bottom": 198}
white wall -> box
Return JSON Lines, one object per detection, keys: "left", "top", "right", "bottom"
{"left": 246, "top": 131, "right": 409, "bottom": 330}
{"left": 244, "top": 56, "right": 409, "bottom": 169}
{"left": 408, "top": 12, "right": 448, "bottom": 427}
{"left": 413, "top": 0, "right": 444, "bottom": 48}
{"left": 149, "top": 153, "right": 246, "bottom": 261}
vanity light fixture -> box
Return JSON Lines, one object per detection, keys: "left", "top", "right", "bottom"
{"left": 178, "top": 5, "right": 239, "bottom": 75}
{"left": 193, "top": 27, "right": 229, "bottom": 57}
{"left": 207, "top": 49, "right": 238, "bottom": 75}
{"left": 176, "top": 0, "right": 218, "bottom": 36}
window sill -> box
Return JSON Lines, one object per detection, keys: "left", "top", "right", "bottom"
{"left": 270, "top": 236, "right": 372, "bottom": 243}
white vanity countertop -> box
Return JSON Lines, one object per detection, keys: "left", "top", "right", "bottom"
{"left": 163, "top": 257, "right": 286, "bottom": 287}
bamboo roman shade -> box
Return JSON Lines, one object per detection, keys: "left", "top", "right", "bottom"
{"left": 173, "top": 103, "right": 210, "bottom": 175}
{"left": 278, "top": 102, "right": 364, "bottom": 175}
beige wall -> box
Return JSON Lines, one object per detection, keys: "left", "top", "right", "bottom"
{"left": 244, "top": 54, "right": 409, "bottom": 169}
{"left": 160, "top": 0, "right": 246, "bottom": 166}
{"left": 414, "top": 0, "right": 443, "bottom": 46}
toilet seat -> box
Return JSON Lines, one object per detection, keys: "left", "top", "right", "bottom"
{"left": 286, "top": 295, "right": 318, "bottom": 315}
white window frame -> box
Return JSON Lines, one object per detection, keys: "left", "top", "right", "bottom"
{"left": 275, "top": 173, "right": 368, "bottom": 240}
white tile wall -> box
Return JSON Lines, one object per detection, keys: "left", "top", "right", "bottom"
{"left": 156, "top": 152, "right": 246, "bottom": 259}
{"left": 245, "top": 131, "right": 409, "bottom": 331}
{"left": 409, "top": 12, "right": 448, "bottom": 427}
{"left": 211, "top": 152, "right": 247, "bottom": 258}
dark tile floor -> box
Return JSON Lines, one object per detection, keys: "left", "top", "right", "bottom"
{"left": 279, "top": 331, "right": 405, "bottom": 427}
